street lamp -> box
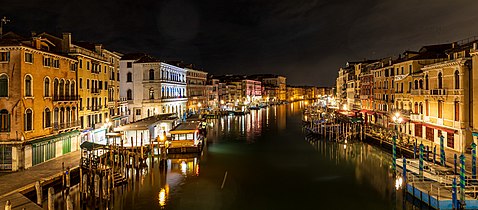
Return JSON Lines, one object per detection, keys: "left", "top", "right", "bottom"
{"left": 391, "top": 112, "right": 403, "bottom": 173}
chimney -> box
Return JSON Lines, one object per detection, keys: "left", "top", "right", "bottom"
{"left": 33, "top": 37, "right": 41, "bottom": 50}
{"left": 474, "top": 42, "right": 477, "bottom": 50}
{"left": 95, "top": 44, "right": 102, "bottom": 53}
{"left": 62, "top": 32, "right": 71, "bottom": 53}
{"left": 452, "top": 42, "right": 457, "bottom": 48}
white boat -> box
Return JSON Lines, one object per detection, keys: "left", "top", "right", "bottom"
{"left": 396, "top": 158, "right": 454, "bottom": 184}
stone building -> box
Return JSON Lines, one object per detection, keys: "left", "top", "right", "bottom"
{"left": 185, "top": 67, "right": 207, "bottom": 113}
{"left": 120, "top": 53, "right": 187, "bottom": 122}
{"left": 0, "top": 32, "right": 80, "bottom": 171}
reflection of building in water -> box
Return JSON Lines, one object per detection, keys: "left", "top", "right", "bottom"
{"left": 276, "top": 105, "right": 287, "bottom": 130}
{"left": 311, "top": 139, "right": 394, "bottom": 201}
{"left": 157, "top": 157, "right": 199, "bottom": 207}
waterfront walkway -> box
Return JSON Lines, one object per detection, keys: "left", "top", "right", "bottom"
{"left": 0, "top": 150, "right": 81, "bottom": 199}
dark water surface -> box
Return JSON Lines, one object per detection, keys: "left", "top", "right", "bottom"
{"left": 59, "top": 102, "right": 420, "bottom": 210}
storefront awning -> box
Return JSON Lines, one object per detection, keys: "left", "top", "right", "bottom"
{"left": 29, "top": 130, "right": 80, "bottom": 145}
{"left": 80, "top": 141, "right": 107, "bottom": 151}
{"left": 423, "top": 123, "right": 457, "bottom": 134}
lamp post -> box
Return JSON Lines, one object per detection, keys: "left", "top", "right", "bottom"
{"left": 392, "top": 112, "right": 403, "bottom": 173}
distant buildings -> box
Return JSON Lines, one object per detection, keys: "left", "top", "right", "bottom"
{"left": 333, "top": 37, "right": 478, "bottom": 153}
{"left": 0, "top": 28, "right": 325, "bottom": 171}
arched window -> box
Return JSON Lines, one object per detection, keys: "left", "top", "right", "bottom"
{"left": 71, "top": 82, "right": 75, "bottom": 98}
{"left": 149, "top": 88, "right": 154, "bottom": 99}
{"left": 419, "top": 80, "right": 423, "bottom": 89}
{"left": 53, "top": 79, "right": 59, "bottom": 98}
{"left": 425, "top": 75, "right": 429, "bottom": 90}
{"left": 419, "top": 102, "right": 423, "bottom": 114}
{"left": 127, "top": 72, "right": 133, "bottom": 82}
{"left": 0, "top": 74, "right": 8, "bottom": 97}
{"left": 44, "top": 77, "right": 50, "bottom": 97}
{"left": 59, "top": 79, "right": 65, "bottom": 97}
{"left": 44, "top": 108, "right": 51, "bottom": 128}
{"left": 149, "top": 69, "right": 154, "bottom": 80}
{"left": 414, "top": 80, "right": 418, "bottom": 89}
{"left": 0, "top": 109, "right": 10, "bottom": 132}
{"left": 25, "top": 109, "right": 33, "bottom": 131}
{"left": 438, "top": 72, "right": 443, "bottom": 89}
{"left": 25, "top": 75, "right": 32, "bottom": 96}
{"left": 455, "top": 70, "right": 460, "bottom": 89}
{"left": 65, "top": 80, "right": 70, "bottom": 97}
{"left": 414, "top": 102, "right": 418, "bottom": 113}
{"left": 127, "top": 89, "right": 132, "bottom": 100}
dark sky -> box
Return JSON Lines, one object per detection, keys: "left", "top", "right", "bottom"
{"left": 2, "top": 0, "right": 478, "bottom": 86}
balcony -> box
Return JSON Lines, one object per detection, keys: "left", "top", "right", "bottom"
{"left": 91, "top": 89, "right": 100, "bottom": 94}
{"left": 53, "top": 121, "right": 80, "bottom": 131}
{"left": 411, "top": 89, "right": 427, "bottom": 95}
{"left": 53, "top": 95, "right": 79, "bottom": 101}
{"left": 430, "top": 89, "right": 446, "bottom": 96}
{"left": 410, "top": 113, "right": 423, "bottom": 121}
{"left": 447, "top": 89, "right": 463, "bottom": 96}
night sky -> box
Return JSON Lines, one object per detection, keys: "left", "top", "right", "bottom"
{"left": 2, "top": 0, "right": 478, "bottom": 86}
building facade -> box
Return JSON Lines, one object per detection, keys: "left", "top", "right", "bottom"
{"left": 185, "top": 68, "right": 207, "bottom": 113}
{"left": 0, "top": 32, "right": 80, "bottom": 171}
{"left": 120, "top": 54, "right": 187, "bottom": 122}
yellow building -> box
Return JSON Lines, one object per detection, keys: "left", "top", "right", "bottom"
{"left": 0, "top": 32, "right": 80, "bottom": 171}
{"left": 41, "top": 33, "right": 122, "bottom": 144}
{"left": 411, "top": 43, "right": 471, "bottom": 152}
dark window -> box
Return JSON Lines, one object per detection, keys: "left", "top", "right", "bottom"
{"left": 425, "top": 75, "right": 429, "bottom": 90}
{"left": 415, "top": 124, "right": 422, "bottom": 138}
{"left": 127, "top": 62, "right": 132, "bottom": 68}
{"left": 127, "top": 72, "right": 133, "bottom": 82}
{"left": 25, "top": 53, "right": 33, "bottom": 63}
{"left": 25, "top": 75, "right": 32, "bottom": 97}
{"left": 0, "top": 109, "right": 10, "bottom": 132}
{"left": 79, "top": 78, "right": 83, "bottom": 89}
{"left": 44, "top": 108, "right": 51, "bottom": 128}
{"left": 0, "top": 52, "right": 10, "bottom": 62}
{"left": 426, "top": 127, "right": 433, "bottom": 141}
{"left": 149, "top": 69, "right": 155, "bottom": 80}
{"left": 0, "top": 75, "right": 8, "bottom": 97}
{"left": 447, "top": 132, "right": 454, "bottom": 148}
{"left": 25, "top": 109, "right": 33, "bottom": 131}
{"left": 438, "top": 72, "right": 443, "bottom": 89}
{"left": 44, "top": 77, "right": 50, "bottom": 97}
{"left": 127, "top": 89, "right": 132, "bottom": 100}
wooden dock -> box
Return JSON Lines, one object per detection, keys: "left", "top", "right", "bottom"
{"left": 0, "top": 193, "right": 42, "bottom": 210}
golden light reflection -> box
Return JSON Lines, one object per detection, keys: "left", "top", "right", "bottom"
{"left": 159, "top": 187, "right": 166, "bottom": 207}
{"left": 180, "top": 161, "right": 187, "bottom": 175}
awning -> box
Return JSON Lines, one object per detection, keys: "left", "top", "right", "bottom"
{"left": 423, "top": 123, "right": 457, "bottom": 134}
{"left": 80, "top": 141, "right": 107, "bottom": 151}
{"left": 29, "top": 130, "right": 80, "bottom": 145}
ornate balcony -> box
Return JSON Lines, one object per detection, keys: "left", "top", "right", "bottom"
{"left": 53, "top": 121, "right": 80, "bottom": 131}
{"left": 430, "top": 89, "right": 446, "bottom": 96}
{"left": 53, "top": 95, "right": 79, "bottom": 101}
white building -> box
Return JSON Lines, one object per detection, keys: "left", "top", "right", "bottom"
{"left": 120, "top": 54, "right": 187, "bottom": 122}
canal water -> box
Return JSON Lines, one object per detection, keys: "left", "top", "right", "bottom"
{"left": 54, "top": 101, "right": 421, "bottom": 209}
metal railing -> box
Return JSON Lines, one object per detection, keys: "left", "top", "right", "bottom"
{"left": 53, "top": 121, "right": 80, "bottom": 130}
{"left": 53, "top": 95, "right": 79, "bottom": 101}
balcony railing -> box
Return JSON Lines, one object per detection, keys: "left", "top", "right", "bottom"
{"left": 53, "top": 95, "right": 79, "bottom": 101}
{"left": 410, "top": 113, "right": 423, "bottom": 121}
{"left": 430, "top": 89, "right": 446, "bottom": 96}
{"left": 53, "top": 121, "right": 80, "bottom": 131}
{"left": 411, "top": 89, "right": 427, "bottom": 95}
{"left": 447, "top": 89, "right": 463, "bottom": 96}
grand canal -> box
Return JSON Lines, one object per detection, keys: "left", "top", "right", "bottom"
{"left": 59, "top": 101, "right": 418, "bottom": 209}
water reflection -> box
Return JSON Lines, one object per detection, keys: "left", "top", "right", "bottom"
{"left": 48, "top": 102, "right": 421, "bottom": 209}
